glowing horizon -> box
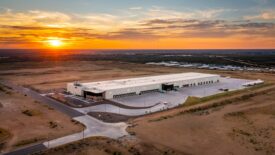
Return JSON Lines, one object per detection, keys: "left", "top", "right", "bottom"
{"left": 0, "top": 0, "right": 275, "bottom": 49}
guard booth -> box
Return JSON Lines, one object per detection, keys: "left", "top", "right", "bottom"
{"left": 162, "top": 83, "right": 174, "bottom": 91}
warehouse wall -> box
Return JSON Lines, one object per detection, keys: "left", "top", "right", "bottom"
{"left": 104, "top": 75, "right": 220, "bottom": 99}
{"left": 67, "top": 75, "right": 221, "bottom": 99}
{"left": 67, "top": 83, "right": 83, "bottom": 96}
{"left": 105, "top": 83, "right": 161, "bottom": 99}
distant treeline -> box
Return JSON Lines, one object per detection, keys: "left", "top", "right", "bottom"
{"left": 0, "top": 49, "right": 275, "bottom": 67}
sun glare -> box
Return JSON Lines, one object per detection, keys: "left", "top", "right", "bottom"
{"left": 48, "top": 39, "right": 63, "bottom": 47}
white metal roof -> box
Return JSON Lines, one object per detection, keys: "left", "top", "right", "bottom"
{"left": 74, "top": 72, "right": 219, "bottom": 93}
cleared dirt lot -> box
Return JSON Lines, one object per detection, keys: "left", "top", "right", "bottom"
{"left": 35, "top": 136, "right": 159, "bottom": 155}
{"left": 1, "top": 61, "right": 274, "bottom": 93}
{"left": 0, "top": 61, "right": 274, "bottom": 155}
{"left": 128, "top": 86, "right": 275, "bottom": 155}
{"left": 0, "top": 84, "right": 82, "bottom": 153}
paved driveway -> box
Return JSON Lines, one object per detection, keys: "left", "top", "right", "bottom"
{"left": 44, "top": 115, "right": 128, "bottom": 148}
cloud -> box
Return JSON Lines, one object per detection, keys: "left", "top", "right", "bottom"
{"left": 0, "top": 9, "right": 72, "bottom": 27}
{"left": 0, "top": 36, "right": 33, "bottom": 44}
{"left": 245, "top": 10, "right": 275, "bottom": 20}
{"left": 129, "top": 7, "right": 143, "bottom": 10}
{"left": 144, "top": 7, "right": 226, "bottom": 20}
{"left": 0, "top": 25, "right": 63, "bottom": 30}
{"left": 99, "top": 28, "right": 159, "bottom": 40}
{"left": 138, "top": 18, "right": 275, "bottom": 38}
{"left": 0, "top": 8, "right": 274, "bottom": 46}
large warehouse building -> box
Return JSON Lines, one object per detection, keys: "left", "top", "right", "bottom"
{"left": 67, "top": 72, "right": 221, "bottom": 100}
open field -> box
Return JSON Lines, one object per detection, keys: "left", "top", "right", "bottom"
{"left": 37, "top": 84, "right": 275, "bottom": 155}
{"left": 35, "top": 136, "right": 183, "bottom": 155}
{"left": 0, "top": 60, "right": 274, "bottom": 93}
{"left": 0, "top": 83, "right": 82, "bottom": 153}
{"left": 0, "top": 60, "right": 274, "bottom": 155}
{"left": 128, "top": 85, "right": 275, "bottom": 155}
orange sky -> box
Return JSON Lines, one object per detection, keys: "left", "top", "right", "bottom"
{"left": 0, "top": 8, "right": 275, "bottom": 49}
{"left": 3, "top": 38, "right": 275, "bottom": 49}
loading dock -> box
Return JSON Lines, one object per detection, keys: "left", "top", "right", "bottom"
{"left": 67, "top": 72, "right": 221, "bottom": 99}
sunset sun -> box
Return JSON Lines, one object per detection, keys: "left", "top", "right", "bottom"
{"left": 47, "top": 39, "right": 63, "bottom": 47}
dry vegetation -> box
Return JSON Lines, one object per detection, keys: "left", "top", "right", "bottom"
{"left": 0, "top": 83, "right": 82, "bottom": 152}
{"left": 0, "top": 60, "right": 274, "bottom": 93}
{"left": 128, "top": 85, "right": 275, "bottom": 155}
{"left": 0, "top": 61, "right": 275, "bottom": 154}
{"left": 34, "top": 137, "right": 132, "bottom": 155}
{"left": 35, "top": 136, "right": 184, "bottom": 155}
{"left": 0, "top": 128, "right": 12, "bottom": 151}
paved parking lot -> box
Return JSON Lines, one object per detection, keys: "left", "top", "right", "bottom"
{"left": 111, "top": 91, "right": 188, "bottom": 107}
{"left": 112, "top": 77, "right": 252, "bottom": 106}
{"left": 64, "top": 95, "right": 96, "bottom": 107}
{"left": 179, "top": 77, "right": 252, "bottom": 97}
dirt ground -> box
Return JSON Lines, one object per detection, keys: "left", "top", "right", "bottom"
{"left": 36, "top": 86, "right": 275, "bottom": 155}
{"left": 88, "top": 112, "right": 135, "bottom": 123}
{"left": 0, "top": 61, "right": 274, "bottom": 93}
{"left": 0, "top": 84, "right": 83, "bottom": 153}
{"left": 35, "top": 137, "right": 132, "bottom": 155}
{"left": 128, "top": 86, "right": 275, "bottom": 155}
{"left": 0, "top": 61, "right": 275, "bottom": 155}
{"left": 36, "top": 136, "right": 184, "bottom": 155}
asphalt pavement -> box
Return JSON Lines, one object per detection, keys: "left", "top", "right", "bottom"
{"left": 1, "top": 144, "right": 46, "bottom": 155}
{"left": 0, "top": 81, "right": 128, "bottom": 155}
{"left": 0, "top": 81, "right": 84, "bottom": 155}
{"left": 0, "top": 81, "right": 84, "bottom": 118}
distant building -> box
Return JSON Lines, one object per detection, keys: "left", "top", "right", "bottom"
{"left": 242, "top": 79, "right": 264, "bottom": 87}
{"left": 67, "top": 72, "right": 221, "bottom": 100}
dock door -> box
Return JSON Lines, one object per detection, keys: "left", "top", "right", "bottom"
{"left": 83, "top": 91, "right": 104, "bottom": 101}
{"left": 162, "top": 83, "right": 174, "bottom": 91}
